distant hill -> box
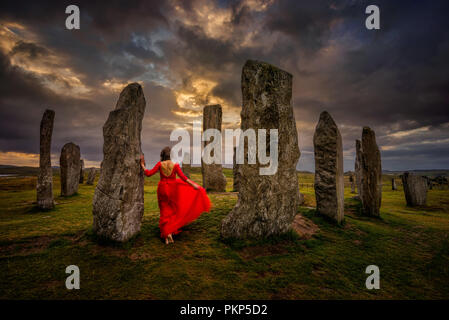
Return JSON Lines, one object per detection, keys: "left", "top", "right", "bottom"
{"left": 383, "top": 170, "right": 449, "bottom": 177}
{"left": 0, "top": 165, "right": 59, "bottom": 176}
{"left": 1, "top": 164, "right": 448, "bottom": 177}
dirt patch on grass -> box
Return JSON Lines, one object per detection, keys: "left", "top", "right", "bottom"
{"left": 292, "top": 214, "right": 319, "bottom": 240}
{"left": 129, "top": 251, "right": 153, "bottom": 261}
{"left": 0, "top": 236, "right": 54, "bottom": 257}
{"left": 89, "top": 244, "right": 128, "bottom": 258}
{"left": 239, "top": 244, "right": 289, "bottom": 260}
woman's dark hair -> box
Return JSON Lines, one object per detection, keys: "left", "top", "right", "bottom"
{"left": 160, "top": 146, "right": 171, "bottom": 161}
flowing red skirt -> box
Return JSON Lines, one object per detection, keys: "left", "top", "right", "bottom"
{"left": 157, "top": 179, "right": 211, "bottom": 238}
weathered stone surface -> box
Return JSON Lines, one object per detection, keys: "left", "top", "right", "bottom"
{"left": 60, "top": 142, "right": 81, "bottom": 196}
{"left": 92, "top": 83, "right": 146, "bottom": 242}
{"left": 401, "top": 172, "right": 427, "bottom": 206}
{"left": 313, "top": 111, "right": 344, "bottom": 224}
{"left": 79, "top": 159, "right": 84, "bottom": 183}
{"left": 181, "top": 152, "right": 191, "bottom": 179}
{"left": 232, "top": 147, "right": 240, "bottom": 192}
{"left": 392, "top": 178, "right": 397, "bottom": 190}
{"left": 355, "top": 139, "right": 363, "bottom": 197}
{"left": 360, "top": 127, "right": 382, "bottom": 217}
{"left": 221, "top": 60, "right": 300, "bottom": 238}
{"left": 86, "top": 168, "right": 97, "bottom": 185}
{"left": 201, "top": 104, "right": 227, "bottom": 192}
{"left": 37, "top": 109, "right": 55, "bottom": 209}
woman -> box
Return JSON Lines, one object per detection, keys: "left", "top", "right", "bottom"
{"left": 140, "top": 147, "right": 211, "bottom": 244}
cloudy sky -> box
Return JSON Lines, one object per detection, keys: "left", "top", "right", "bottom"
{"left": 0, "top": 0, "right": 448, "bottom": 171}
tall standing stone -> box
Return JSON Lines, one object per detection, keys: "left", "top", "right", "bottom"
{"left": 182, "top": 152, "right": 191, "bottom": 179}
{"left": 201, "top": 104, "right": 227, "bottom": 192}
{"left": 79, "top": 159, "right": 84, "bottom": 183}
{"left": 37, "top": 109, "right": 55, "bottom": 209}
{"left": 350, "top": 173, "right": 356, "bottom": 194}
{"left": 401, "top": 172, "right": 427, "bottom": 206}
{"left": 221, "top": 60, "right": 300, "bottom": 238}
{"left": 360, "top": 127, "right": 382, "bottom": 217}
{"left": 86, "top": 168, "right": 97, "bottom": 185}
{"left": 313, "top": 111, "right": 344, "bottom": 224}
{"left": 392, "top": 178, "right": 397, "bottom": 190}
{"left": 60, "top": 142, "right": 81, "bottom": 196}
{"left": 232, "top": 147, "right": 240, "bottom": 192}
{"left": 92, "top": 83, "right": 146, "bottom": 242}
{"left": 355, "top": 139, "right": 363, "bottom": 197}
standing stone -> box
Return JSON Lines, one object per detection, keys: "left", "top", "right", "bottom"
{"left": 79, "top": 159, "right": 84, "bottom": 183}
{"left": 201, "top": 104, "right": 227, "bottom": 192}
{"left": 37, "top": 109, "right": 55, "bottom": 209}
{"left": 232, "top": 147, "right": 240, "bottom": 192}
{"left": 92, "top": 83, "right": 146, "bottom": 242}
{"left": 427, "top": 178, "right": 433, "bottom": 190}
{"left": 350, "top": 173, "right": 356, "bottom": 194}
{"left": 360, "top": 127, "right": 382, "bottom": 217}
{"left": 313, "top": 111, "right": 344, "bottom": 224}
{"left": 221, "top": 60, "right": 300, "bottom": 238}
{"left": 401, "top": 172, "right": 427, "bottom": 206}
{"left": 181, "top": 152, "right": 191, "bottom": 179}
{"left": 60, "top": 142, "right": 81, "bottom": 196}
{"left": 355, "top": 139, "right": 363, "bottom": 198}
{"left": 86, "top": 168, "right": 97, "bottom": 185}
{"left": 392, "top": 178, "right": 397, "bottom": 190}
{"left": 298, "top": 191, "right": 305, "bottom": 205}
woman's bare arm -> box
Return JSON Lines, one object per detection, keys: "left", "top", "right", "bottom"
{"left": 140, "top": 154, "right": 160, "bottom": 177}
{"left": 175, "top": 164, "right": 199, "bottom": 189}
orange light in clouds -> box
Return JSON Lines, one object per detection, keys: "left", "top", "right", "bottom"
{"left": 0, "top": 152, "right": 100, "bottom": 168}
{"left": 0, "top": 152, "right": 39, "bottom": 167}
{"left": 0, "top": 23, "right": 91, "bottom": 97}
{"left": 103, "top": 79, "right": 144, "bottom": 93}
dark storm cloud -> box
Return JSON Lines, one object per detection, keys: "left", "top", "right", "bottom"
{"left": 0, "top": 0, "right": 171, "bottom": 87}
{"left": 0, "top": 49, "right": 106, "bottom": 162}
{"left": 0, "top": 0, "right": 448, "bottom": 170}
{"left": 9, "top": 40, "right": 49, "bottom": 59}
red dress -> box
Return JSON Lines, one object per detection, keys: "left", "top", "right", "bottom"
{"left": 144, "top": 161, "right": 211, "bottom": 238}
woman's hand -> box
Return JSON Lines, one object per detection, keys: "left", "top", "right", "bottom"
{"left": 188, "top": 179, "right": 200, "bottom": 190}
{"left": 140, "top": 154, "right": 146, "bottom": 170}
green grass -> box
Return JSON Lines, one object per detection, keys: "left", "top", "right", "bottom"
{"left": 0, "top": 170, "right": 448, "bottom": 299}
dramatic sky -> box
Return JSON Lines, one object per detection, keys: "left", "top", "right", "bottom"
{"left": 0, "top": 0, "right": 448, "bottom": 171}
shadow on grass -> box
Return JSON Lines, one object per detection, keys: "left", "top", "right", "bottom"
{"left": 221, "top": 229, "right": 301, "bottom": 250}
{"left": 85, "top": 228, "right": 142, "bottom": 250}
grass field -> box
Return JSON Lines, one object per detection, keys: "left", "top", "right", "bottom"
{"left": 0, "top": 169, "right": 448, "bottom": 299}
